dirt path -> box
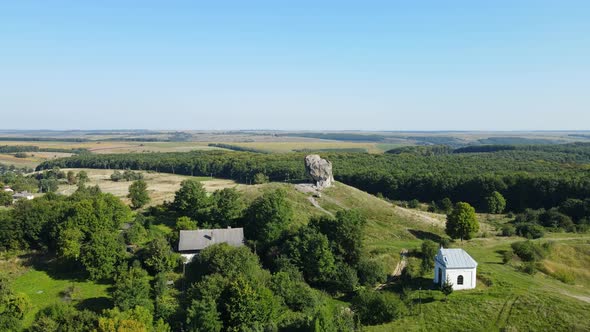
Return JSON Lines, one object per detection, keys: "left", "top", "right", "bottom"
{"left": 376, "top": 249, "right": 408, "bottom": 290}
{"left": 494, "top": 295, "right": 519, "bottom": 329}
{"left": 394, "top": 206, "right": 446, "bottom": 227}
{"left": 307, "top": 196, "right": 334, "bottom": 217}
{"left": 392, "top": 249, "right": 409, "bottom": 277}
{"left": 561, "top": 292, "right": 590, "bottom": 303}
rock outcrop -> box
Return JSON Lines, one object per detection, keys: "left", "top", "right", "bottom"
{"left": 304, "top": 155, "right": 334, "bottom": 189}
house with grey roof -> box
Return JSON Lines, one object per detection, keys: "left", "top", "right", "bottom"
{"left": 178, "top": 227, "right": 244, "bottom": 263}
{"left": 434, "top": 247, "right": 478, "bottom": 290}
{"left": 12, "top": 191, "right": 34, "bottom": 201}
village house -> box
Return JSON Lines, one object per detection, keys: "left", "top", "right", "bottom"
{"left": 3, "top": 186, "right": 14, "bottom": 193}
{"left": 178, "top": 227, "right": 244, "bottom": 263}
{"left": 12, "top": 191, "right": 34, "bottom": 201}
{"left": 433, "top": 247, "right": 477, "bottom": 290}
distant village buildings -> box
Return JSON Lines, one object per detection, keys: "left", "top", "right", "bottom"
{"left": 178, "top": 227, "right": 244, "bottom": 263}
{"left": 434, "top": 247, "right": 478, "bottom": 290}
{"left": 12, "top": 191, "right": 34, "bottom": 201}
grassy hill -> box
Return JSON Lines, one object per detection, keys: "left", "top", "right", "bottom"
{"left": 237, "top": 181, "right": 590, "bottom": 331}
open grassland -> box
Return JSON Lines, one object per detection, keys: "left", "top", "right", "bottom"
{"left": 57, "top": 168, "right": 238, "bottom": 207}
{"left": 0, "top": 152, "right": 73, "bottom": 169}
{"left": 0, "top": 140, "right": 225, "bottom": 154}
{"left": 222, "top": 141, "right": 392, "bottom": 153}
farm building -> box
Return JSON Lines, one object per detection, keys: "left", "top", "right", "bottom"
{"left": 3, "top": 186, "right": 13, "bottom": 193}
{"left": 434, "top": 247, "right": 477, "bottom": 290}
{"left": 178, "top": 227, "right": 244, "bottom": 263}
{"left": 12, "top": 191, "right": 34, "bottom": 201}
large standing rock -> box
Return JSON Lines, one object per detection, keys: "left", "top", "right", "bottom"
{"left": 304, "top": 155, "right": 334, "bottom": 189}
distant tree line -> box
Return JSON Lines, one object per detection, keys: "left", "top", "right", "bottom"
{"left": 0, "top": 145, "right": 89, "bottom": 154}
{"left": 37, "top": 144, "right": 590, "bottom": 212}
{"left": 207, "top": 143, "right": 269, "bottom": 153}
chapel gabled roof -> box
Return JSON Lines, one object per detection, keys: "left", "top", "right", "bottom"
{"left": 435, "top": 247, "right": 478, "bottom": 269}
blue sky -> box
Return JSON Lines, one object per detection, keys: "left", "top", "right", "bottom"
{"left": 1, "top": 1, "right": 589, "bottom": 130}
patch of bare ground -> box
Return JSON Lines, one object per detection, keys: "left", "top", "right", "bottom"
{"left": 57, "top": 168, "right": 237, "bottom": 207}
{"left": 393, "top": 206, "right": 446, "bottom": 227}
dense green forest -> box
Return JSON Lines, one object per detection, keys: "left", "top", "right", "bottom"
{"left": 38, "top": 143, "right": 590, "bottom": 212}
{"left": 0, "top": 145, "right": 89, "bottom": 154}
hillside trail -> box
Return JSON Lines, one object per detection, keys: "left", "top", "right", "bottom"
{"left": 307, "top": 196, "right": 334, "bottom": 217}
{"left": 376, "top": 249, "right": 408, "bottom": 290}
{"left": 494, "top": 295, "right": 519, "bottom": 330}
{"left": 393, "top": 206, "right": 446, "bottom": 227}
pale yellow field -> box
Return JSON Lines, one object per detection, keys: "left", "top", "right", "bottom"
{"left": 57, "top": 168, "right": 239, "bottom": 207}
{"left": 225, "top": 141, "right": 389, "bottom": 153}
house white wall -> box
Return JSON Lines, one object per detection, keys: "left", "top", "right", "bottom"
{"left": 434, "top": 262, "right": 476, "bottom": 290}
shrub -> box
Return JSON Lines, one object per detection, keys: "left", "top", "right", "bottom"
{"left": 521, "top": 261, "right": 537, "bottom": 275}
{"left": 552, "top": 269, "right": 575, "bottom": 284}
{"left": 351, "top": 290, "right": 407, "bottom": 325}
{"left": 332, "top": 262, "right": 359, "bottom": 293}
{"left": 253, "top": 173, "right": 269, "bottom": 184}
{"left": 357, "top": 258, "right": 387, "bottom": 286}
{"left": 501, "top": 224, "right": 516, "bottom": 237}
{"left": 511, "top": 241, "right": 550, "bottom": 262}
{"left": 515, "top": 223, "right": 545, "bottom": 239}
{"left": 539, "top": 208, "right": 574, "bottom": 231}
{"left": 408, "top": 199, "right": 420, "bottom": 209}
{"left": 502, "top": 250, "right": 514, "bottom": 264}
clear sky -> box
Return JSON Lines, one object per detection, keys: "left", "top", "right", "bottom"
{"left": 1, "top": 1, "right": 589, "bottom": 130}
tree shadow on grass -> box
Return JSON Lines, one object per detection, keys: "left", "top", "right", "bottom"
{"left": 19, "top": 252, "right": 96, "bottom": 282}
{"left": 408, "top": 229, "right": 444, "bottom": 243}
{"left": 412, "top": 296, "right": 436, "bottom": 305}
{"left": 35, "top": 259, "right": 88, "bottom": 282}
{"left": 385, "top": 276, "right": 439, "bottom": 293}
{"left": 76, "top": 297, "right": 112, "bottom": 313}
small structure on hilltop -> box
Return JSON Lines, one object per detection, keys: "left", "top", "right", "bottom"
{"left": 178, "top": 227, "right": 244, "bottom": 263}
{"left": 434, "top": 247, "right": 477, "bottom": 290}
{"left": 12, "top": 191, "right": 34, "bottom": 201}
{"left": 304, "top": 154, "right": 334, "bottom": 190}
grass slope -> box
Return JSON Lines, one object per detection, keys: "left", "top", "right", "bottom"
{"left": 239, "top": 182, "right": 590, "bottom": 331}
{"left": 366, "top": 235, "right": 590, "bottom": 332}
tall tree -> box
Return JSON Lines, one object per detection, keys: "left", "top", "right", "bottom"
{"left": 310, "top": 209, "right": 365, "bottom": 266}
{"left": 420, "top": 240, "right": 438, "bottom": 275}
{"left": 66, "top": 170, "right": 77, "bottom": 185}
{"left": 112, "top": 265, "right": 153, "bottom": 312}
{"left": 0, "top": 275, "right": 30, "bottom": 331}
{"left": 75, "top": 171, "right": 89, "bottom": 186}
{"left": 282, "top": 227, "right": 336, "bottom": 285}
{"left": 220, "top": 276, "right": 279, "bottom": 331}
{"left": 142, "top": 237, "right": 178, "bottom": 275}
{"left": 244, "top": 188, "right": 293, "bottom": 248}
{"left": 80, "top": 230, "right": 124, "bottom": 280}
{"left": 128, "top": 179, "right": 150, "bottom": 209}
{"left": 485, "top": 191, "right": 507, "bottom": 214}
{"left": 173, "top": 179, "right": 211, "bottom": 220}
{"left": 446, "top": 202, "right": 479, "bottom": 241}
{"left": 0, "top": 191, "right": 12, "bottom": 207}
{"left": 210, "top": 188, "right": 245, "bottom": 228}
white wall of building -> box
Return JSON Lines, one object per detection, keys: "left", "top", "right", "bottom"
{"left": 434, "top": 262, "right": 476, "bottom": 290}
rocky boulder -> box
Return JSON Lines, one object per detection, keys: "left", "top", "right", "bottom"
{"left": 304, "top": 155, "right": 334, "bottom": 189}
